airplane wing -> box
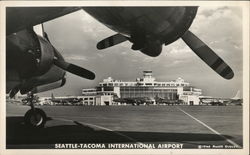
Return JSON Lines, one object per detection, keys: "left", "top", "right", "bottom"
{"left": 6, "top": 7, "right": 82, "bottom": 35}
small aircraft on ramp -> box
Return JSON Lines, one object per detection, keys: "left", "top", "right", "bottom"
{"left": 199, "top": 91, "right": 243, "bottom": 106}
{"left": 50, "top": 93, "right": 83, "bottom": 105}
{"left": 113, "top": 97, "right": 154, "bottom": 106}
{"left": 155, "top": 97, "right": 183, "bottom": 105}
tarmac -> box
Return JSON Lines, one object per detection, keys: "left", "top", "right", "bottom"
{"left": 6, "top": 103, "right": 243, "bottom": 149}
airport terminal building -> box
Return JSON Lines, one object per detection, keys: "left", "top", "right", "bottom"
{"left": 82, "top": 71, "right": 202, "bottom": 106}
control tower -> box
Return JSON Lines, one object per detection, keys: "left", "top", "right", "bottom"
{"left": 142, "top": 70, "right": 155, "bottom": 82}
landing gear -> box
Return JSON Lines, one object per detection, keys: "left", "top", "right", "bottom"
{"left": 24, "top": 92, "right": 47, "bottom": 128}
{"left": 24, "top": 108, "right": 46, "bottom": 128}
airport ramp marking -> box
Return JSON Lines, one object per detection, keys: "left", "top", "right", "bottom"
{"left": 53, "top": 117, "right": 149, "bottom": 148}
{"left": 177, "top": 107, "right": 241, "bottom": 148}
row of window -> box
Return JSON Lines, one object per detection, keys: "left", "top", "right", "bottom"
{"left": 83, "top": 97, "right": 94, "bottom": 100}
{"left": 101, "top": 83, "right": 135, "bottom": 87}
{"left": 96, "top": 87, "right": 114, "bottom": 91}
{"left": 100, "top": 82, "right": 188, "bottom": 87}
{"left": 84, "top": 101, "right": 94, "bottom": 105}
{"left": 121, "top": 93, "right": 178, "bottom": 100}
{"left": 97, "top": 86, "right": 178, "bottom": 92}
{"left": 82, "top": 89, "right": 97, "bottom": 93}
{"left": 120, "top": 87, "right": 177, "bottom": 92}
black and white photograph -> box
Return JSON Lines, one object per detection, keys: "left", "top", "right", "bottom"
{"left": 1, "top": 1, "right": 249, "bottom": 155}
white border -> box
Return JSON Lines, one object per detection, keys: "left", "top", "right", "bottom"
{"left": 0, "top": 1, "right": 249, "bottom": 155}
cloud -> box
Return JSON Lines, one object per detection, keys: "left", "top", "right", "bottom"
{"left": 65, "top": 55, "right": 88, "bottom": 61}
{"left": 167, "top": 46, "right": 191, "bottom": 56}
{"left": 191, "top": 6, "right": 242, "bottom": 39}
{"left": 96, "top": 53, "right": 105, "bottom": 58}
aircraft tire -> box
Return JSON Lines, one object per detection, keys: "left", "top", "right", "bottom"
{"left": 24, "top": 108, "right": 47, "bottom": 128}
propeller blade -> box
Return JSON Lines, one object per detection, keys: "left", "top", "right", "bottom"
{"left": 9, "top": 85, "right": 20, "bottom": 98}
{"left": 41, "top": 23, "right": 51, "bottom": 42}
{"left": 41, "top": 24, "right": 95, "bottom": 80}
{"left": 54, "top": 59, "right": 95, "bottom": 80}
{"left": 182, "top": 30, "right": 234, "bottom": 80}
{"left": 97, "top": 33, "right": 128, "bottom": 49}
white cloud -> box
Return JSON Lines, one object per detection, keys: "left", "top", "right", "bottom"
{"left": 65, "top": 55, "right": 88, "bottom": 61}
{"left": 167, "top": 47, "right": 190, "bottom": 55}
{"left": 191, "top": 7, "right": 242, "bottom": 39}
{"left": 96, "top": 53, "right": 105, "bottom": 58}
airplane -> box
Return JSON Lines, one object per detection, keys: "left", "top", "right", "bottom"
{"left": 155, "top": 98, "right": 183, "bottom": 105}
{"left": 6, "top": 7, "right": 95, "bottom": 128}
{"left": 83, "top": 7, "right": 234, "bottom": 80}
{"left": 113, "top": 97, "right": 154, "bottom": 106}
{"left": 50, "top": 93, "right": 83, "bottom": 105}
{"left": 199, "top": 90, "right": 243, "bottom": 106}
{"left": 6, "top": 7, "right": 235, "bottom": 128}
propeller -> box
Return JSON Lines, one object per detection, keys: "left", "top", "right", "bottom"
{"left": 97, "top": 33, "right": 162, "bottom": 57}
{"left": 42, "top": 23, "right": 95, "bottom": 80}
{"left": 53, "top": 58, "right": 95, "bottom": 80}
{"left": 181, "top": 30, "right": 234, "bottom": 80}
{"left": 97, "top": 33, "right": 128, "bottom": 49}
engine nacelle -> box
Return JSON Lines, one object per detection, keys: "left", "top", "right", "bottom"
{"left": 140, "top": 40, "right": 162, "bottom": 57}
{"left": 6, "top": 29, "right": 55, "bottom": 79}
{"left": 19, "top": 65, "right": 66, "bottom": 94}
{"left": 7, "top": 29, "right": 67, "bottom": 96}
{"left": 31, "top": 77, "right": 66, "bottom": 94}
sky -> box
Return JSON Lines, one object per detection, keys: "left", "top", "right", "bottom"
{"left": 39, "top": 6, "right": 243, "bottom": 98}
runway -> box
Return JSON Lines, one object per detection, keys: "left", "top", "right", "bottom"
{"left": 6, "top": 103, "right": 243, "bottom": 149}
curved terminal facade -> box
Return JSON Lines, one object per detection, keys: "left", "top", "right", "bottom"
{"left": 82, "top": 71, "right": 202, "bottom": 105}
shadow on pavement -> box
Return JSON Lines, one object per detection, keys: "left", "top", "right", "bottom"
{"left": 7, "top": 116, "right": 233, "bottom": 147}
